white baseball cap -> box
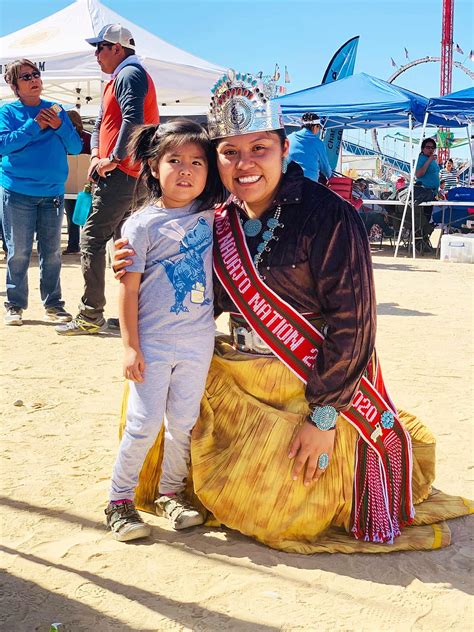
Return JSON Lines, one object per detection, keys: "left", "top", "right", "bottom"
{"left": 86, "top": 24, "right": 135, "bottom": 50}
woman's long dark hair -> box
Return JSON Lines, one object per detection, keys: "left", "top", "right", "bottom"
{"left": 128, "top": 119, "right": 225, "bottom": 211}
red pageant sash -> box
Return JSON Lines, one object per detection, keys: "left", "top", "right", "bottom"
{"left": 213, "top": 205, "right": 414, "bottom": 543}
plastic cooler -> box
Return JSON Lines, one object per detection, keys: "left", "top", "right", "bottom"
{"left": 440, "top": 233, "right": 474, "bottom": 263}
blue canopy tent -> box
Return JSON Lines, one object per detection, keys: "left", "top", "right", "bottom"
{"left": 426, "top": 87, "right": 474, "bottom": 182}
{"left": 275, "top": 72, "right": 466, "bottom": 130}
{"left": 426, "top": 87, "right": 474, "bottom": 125}
{"left": 276, "top": 73, "right": 468, "bottom": 257}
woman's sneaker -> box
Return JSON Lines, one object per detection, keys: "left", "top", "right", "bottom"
{"left": 155, "top": 493, "right": 205, "bottom": 530}
{"left": 45, "top": 306, "right": 73, "bottom": 323}
{"left": 4, "top": 306, "right": 23, "bottom": 326}
{"left": 105, "top": 500, "right": 151, "bottom": 542}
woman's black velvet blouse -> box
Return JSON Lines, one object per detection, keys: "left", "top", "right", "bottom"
{"left": 213, "top": 162, "right": 377, "bottom": 412}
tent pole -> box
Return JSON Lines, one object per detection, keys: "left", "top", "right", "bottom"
{"left": 394, "top": 122, "right": 413, "bottom": 257}
{"left": 468, "top": 122, "right": 473, "bottom": 183}
{"left": 394, "top": 113, "right": 428, "bottom": 258}
{"left": 409, "top": 115, "right": 416, "bottom": 259}
{"left": 394, "top": 181, "right": 411, "bottom": 258}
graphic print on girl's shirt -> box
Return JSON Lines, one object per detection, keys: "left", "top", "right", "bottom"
{"left": 157, "top": 217, "right": 213, "bottom": 314}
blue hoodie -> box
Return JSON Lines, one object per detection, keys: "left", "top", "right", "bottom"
{"left": 0, "top": 99, "right": 82, "bottom": 196}
{"left": 287, "top": 127, "right": 332, "bottom": 182}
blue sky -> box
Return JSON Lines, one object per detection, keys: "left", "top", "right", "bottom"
{"left": 1, "top": 0, "right": 472, "bottom": 96}
{"left": 1, "top": 0, "right": 472, "bottom": 156}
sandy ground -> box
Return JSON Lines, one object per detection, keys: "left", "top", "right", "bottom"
{"left": 1, "top": 243, "right": 473, "bottom": 632}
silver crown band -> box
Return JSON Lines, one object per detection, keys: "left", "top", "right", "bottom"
{"left": 208, "top": 70, "right": 284, "bottom": 140}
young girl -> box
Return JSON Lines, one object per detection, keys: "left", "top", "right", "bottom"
{"left": 105, "top": 119, "right": 222, "bottom": 542}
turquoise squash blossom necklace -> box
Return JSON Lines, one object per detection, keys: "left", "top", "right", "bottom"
{"left": 242, "top": 205, "right": 283, "bottom": 272}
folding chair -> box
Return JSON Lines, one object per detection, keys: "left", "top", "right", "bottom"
{"left": 326, "top": 176, "right": 363, "bottom": 210}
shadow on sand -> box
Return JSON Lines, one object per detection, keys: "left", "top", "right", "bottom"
{"left": 1, "top": 496, "right": 473, "bottom": 599}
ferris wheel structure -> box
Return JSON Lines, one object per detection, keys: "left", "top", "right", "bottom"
{"left": 371, "top": 56, "right": 474, "bottom": 159}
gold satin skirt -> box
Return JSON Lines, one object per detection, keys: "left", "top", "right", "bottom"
{"left": 119, "top": 338, "right": 473, "bottom": 554}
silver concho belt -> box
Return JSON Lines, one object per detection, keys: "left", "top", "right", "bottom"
{"left": 229, "top": 312, "right": 327, "bottom": 356}
{"left": 229, "top": 318, "right": 274, "bottom": 356}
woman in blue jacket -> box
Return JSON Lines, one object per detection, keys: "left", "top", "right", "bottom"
{"left": 0, "top": 58, "right": 82, "bottom": 326}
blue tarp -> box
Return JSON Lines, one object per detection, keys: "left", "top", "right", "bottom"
{"left": 426, "top": 87, "right": 474, "bottom": 124}
{"left": 276, "top": 72, "right": 467, "bottom": 129}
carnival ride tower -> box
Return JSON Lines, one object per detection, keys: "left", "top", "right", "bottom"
{"left": 439, "top": 0, "right": 454, "bottom": 163}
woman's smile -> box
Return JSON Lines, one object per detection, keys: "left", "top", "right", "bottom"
{"left": 236, "top": 175, "right": 262, "bottom": 185}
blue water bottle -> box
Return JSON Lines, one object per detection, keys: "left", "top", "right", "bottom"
{"left": 72, "top": 182, "right": 93, "bottom": 226}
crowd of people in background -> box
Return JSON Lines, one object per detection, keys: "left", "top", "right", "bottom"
{"left": 0, "top": 25, "right": 159, "bottom": 330}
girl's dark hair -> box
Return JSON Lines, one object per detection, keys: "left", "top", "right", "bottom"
{"left": 421, "top": 137, "right": 436, "bottom": 151}
{"left": 129, "top": 118, "right": 225, "bottom": 211}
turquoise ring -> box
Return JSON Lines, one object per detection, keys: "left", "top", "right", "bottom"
{"left": 318, "top": 452, "right": 329, "bottom": 470}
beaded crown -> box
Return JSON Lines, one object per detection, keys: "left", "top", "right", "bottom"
{"left": 207, "top": 70, "right": 284, "bottom": 139}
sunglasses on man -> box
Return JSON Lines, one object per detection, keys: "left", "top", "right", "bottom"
{"left": 18, "top": 71, "right": 41, "bottom": 82}
{"left": 95, "top": 42, "right": 114, "bottom": 53}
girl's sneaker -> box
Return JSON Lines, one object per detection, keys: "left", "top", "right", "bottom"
{"left": 155, "top": 493, "right": 205, "bottom": 530}
{"left": 105, "top": 500, "right": 151, "bottom": 542}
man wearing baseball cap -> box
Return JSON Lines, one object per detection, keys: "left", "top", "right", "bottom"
{"left": 85, "top": 24, "right": 136, "bottom": 50}
{"left": 287, "top": 112, "right": 332, "bottom": 184}
{"left": 57, "top": 24, "right": 159, "bottom": 335}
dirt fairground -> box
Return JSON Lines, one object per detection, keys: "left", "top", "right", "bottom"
{"left": 1, "top": 247, "right": 473, "bottom": 631}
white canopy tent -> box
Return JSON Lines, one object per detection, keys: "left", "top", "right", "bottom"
{"left": 0, "top": 0, "right": 224, "bottom": 114}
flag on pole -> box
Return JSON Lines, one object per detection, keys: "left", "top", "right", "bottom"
{"left": 273, "top": 64, "right": 280, "bottom": 81}
{"left": 404, "top": 47, "right": 409, "bottom": 59}
{"left": 390, "top": 57, "right": 397, "bottom": 68}
{"left": 321, "top": 36, "right": 359, "bottom": 171}
{"left": 470, "top": 50, "right": 474, "bottom": 61}
{"left": 455, "top": 43, "right": 464, "bottom": 54}
{"left": 284, "top": 65, "right": 290, "bottom": 83}
{"left": 256, "top": 70, "right": 263, "bottom": 79}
